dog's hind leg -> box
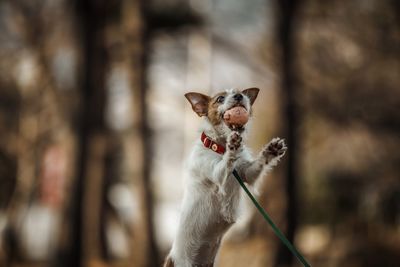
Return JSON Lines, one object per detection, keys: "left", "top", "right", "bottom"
{"left": 163, "top": 256, "right": 175, "bottom": 267}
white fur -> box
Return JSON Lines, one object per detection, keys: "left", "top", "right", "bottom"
{"left": 167, "top": 89, "right": 286, "bottom": 267}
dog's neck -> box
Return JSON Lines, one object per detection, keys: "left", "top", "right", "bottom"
{"left": 201, "top": 119, "right": 248, "bottom": 145}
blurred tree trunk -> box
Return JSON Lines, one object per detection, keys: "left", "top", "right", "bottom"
{"left": 0, "top": 2, "right": 77, "bottom": 266}
{"left": 65, "top": 0, "right": 159, "bottom": 267}
{"left": 67, "top": 1, "right": 107, "bottom": 266}
{"left": 138, "top": 0, "right": 160, "bottom": 266}
{"left": 275, "top": 0, "right": 300, "bottom": 266}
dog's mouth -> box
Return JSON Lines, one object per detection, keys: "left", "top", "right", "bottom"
{"left": 222, "top": 104, "right": 248, "bottom": 131}
{"left": 228, "top": 124, "right": 244, "bottom": 131}
{"left": 231, "top": 103, "right": 246, "bottom": 110}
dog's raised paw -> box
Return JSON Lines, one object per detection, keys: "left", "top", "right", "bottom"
{"left": 227, "top": 131, "right": 242, "bottom": 151}
{"left": 264, "top": 137, "right": 287, "bottom": 159}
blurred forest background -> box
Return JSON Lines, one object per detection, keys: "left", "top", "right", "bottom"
{"left": 0, "top": 0, "right": 399, "bottom": 267}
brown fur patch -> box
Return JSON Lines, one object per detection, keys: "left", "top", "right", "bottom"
{"left": 207, "top": 92, "right": 226, "bottom": 125}
{"left": 185, "top": 92, "right": 211, "bottom": 117}
{"left": 163, "top": 257, "right": 174, "bottom": 267}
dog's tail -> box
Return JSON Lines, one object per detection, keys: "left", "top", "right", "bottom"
{"left": 163, "top": 256, "right": 174, "bottom": 267}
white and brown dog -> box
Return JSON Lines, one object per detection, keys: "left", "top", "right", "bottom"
{"left": 164, "top": 88, "right": 287, "bottom": 267}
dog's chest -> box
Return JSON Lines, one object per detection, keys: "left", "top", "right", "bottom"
{"left": 196, "top": 172, "right": 242, "bottom": 223}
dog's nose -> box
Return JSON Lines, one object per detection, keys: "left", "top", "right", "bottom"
{"left": 234, "top": 94, "right": 243, "bottom": 101}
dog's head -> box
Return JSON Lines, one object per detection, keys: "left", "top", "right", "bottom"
{"left": 185, "top": 88, "right": 259, "bottom": 137}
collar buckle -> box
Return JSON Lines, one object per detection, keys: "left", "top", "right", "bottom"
{"left": 201, "top": 132, "right": 225, "bottom": 155}
{"left": 203, "top": 136, "right": 212, "bottom": 148}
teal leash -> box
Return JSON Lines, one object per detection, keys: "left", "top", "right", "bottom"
{"left": 232, "top": 169, "right": 311, "bottom": 267}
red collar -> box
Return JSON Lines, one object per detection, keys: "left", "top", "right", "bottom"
{"left": 201, "top": 132, "right": 225, "bottom": 155}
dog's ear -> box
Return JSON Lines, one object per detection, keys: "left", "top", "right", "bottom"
{"left": 185, "top": 92, "right": 210, "bottom": 117}
{"left": 242, "top": 87, "right": 260, "bottom": 105}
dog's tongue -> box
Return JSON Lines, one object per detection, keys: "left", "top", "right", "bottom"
{"left": 223, "top": 106, "right": 249, "bottom": 126}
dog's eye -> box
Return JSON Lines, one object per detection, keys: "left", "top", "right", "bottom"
{"left": 216, "top": 96, "right": 225, "bottom": 103}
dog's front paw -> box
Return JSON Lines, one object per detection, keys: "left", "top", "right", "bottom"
{"left": 263, "top": 137, "right": 287, "bottom": 162}
{"left": 227, "top": 131, "right": 242, "bottom": 151}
